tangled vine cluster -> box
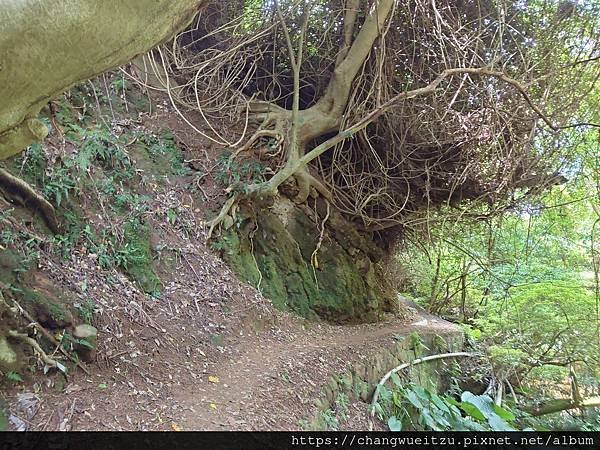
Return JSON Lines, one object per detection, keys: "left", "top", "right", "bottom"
{"left": 132, "top": 0, "right": 599, "bottom": 237}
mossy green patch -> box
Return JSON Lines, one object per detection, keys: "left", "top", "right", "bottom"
{"left": 130, "top": 129, "right": 188, "bottom": 177}
{"left": 0, "top": 336, "right": 20, "bottom": 373}
{"left": 19, "top": 287, "right": 70, "bottom": 324}
{"left": 118, "top": 220, "right": 162, "bottom": 295}
{"left": 0, "top": 249, "right": 75, "bottom": 331}
{"left": 0, "top": 249, "right": 26, "bottom": 284}
{"left": 210, "top": 334, "right": 225, "bottom": 347}
{"left": 219, "top": 199, "right": 396, "bottom": 323}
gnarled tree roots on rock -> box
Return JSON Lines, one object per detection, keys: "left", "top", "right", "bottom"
{"left": 135, "top": 0, "right": 598, "bottom": 242}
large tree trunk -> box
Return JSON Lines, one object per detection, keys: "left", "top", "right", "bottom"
{"left": 298, "top": 0, "right": 395, "bottom": 143}
{"left": 248, "top": 0, "right": 396, "bottom": 203}
{"left": 207, "top": 0, "right": 397, "bottom": 233}
{"left": 0, "top": 0, "right": 204, "bottom": 159}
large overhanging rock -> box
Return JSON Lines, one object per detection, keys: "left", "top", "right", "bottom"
{"left": 0, "top": 0, "right": 203, "bottom": 159}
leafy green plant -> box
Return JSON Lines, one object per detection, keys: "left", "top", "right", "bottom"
{"left": 75, "top": 125, "right": 133, "bottom": 174}
{"left": 61, "top": 332, "right": 94, "bottom": 352}
{"left": 113, "top": 243, "right": 146, "bottom": 269}
{"left": 353, "top": 378, "right": 368, "bottom": 398}
{"left": 17, "top": 142, "right": 46, "bottom": 182}
{"left": 111, "top": 77, "right": 127, "bottom": 92}
{"left": 477, "top": 282, "right": 598, "bottom": 376}
{"left": 5, "top": 371, "right": 24, "bottom": 383}
{"left": 335, "top": 393, "right": 349, "bottom": 421}
{"left": 75, "top": 298, "right": 95, "bottom": 325}
{"left": 394, "top": 170, "right": 600, "bottom": 431}
{"left": 318, "top": 408, "right": 339, "bottom": 430}
{"left": 209, "top": 236, "right": 232, "bottom": 252}
{"left": 409, "top": 331, "right": 429, "bottom": 354}
{"left": 0, "top": 228, "right": 16, "bottom": 246}
{"left": 135, "top": 129, "right": 188, "bottom": 175}
{"left": 12, "top": 235, "right": 42, "bottom": 275}
{"left": 42, "top": 166, "right": 78, "bottom": 207}
{"left": 374, "top": 380, "right": 519, "bottom": 431}
{"left": 215, "top": 151, "right": 265, "bottom": 187}
{"left": 166, "top": 209, "right": 178, "bottom": 225}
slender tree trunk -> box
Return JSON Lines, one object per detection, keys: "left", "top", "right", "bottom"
{"left": 295, "top": 0, "right": 395, "bottom": 144}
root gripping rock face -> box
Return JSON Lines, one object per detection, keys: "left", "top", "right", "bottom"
{"left": 220, "top": 198, "right": 397, "bottom": 323}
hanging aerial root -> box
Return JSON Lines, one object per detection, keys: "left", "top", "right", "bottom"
{"left": 0, "top": 168, "right": 60, "bottom": 234}
{"left": 311, "top": 200, "right": 330, "bottom": 285}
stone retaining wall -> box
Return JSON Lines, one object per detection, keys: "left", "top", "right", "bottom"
{"left": 308, "top": 330, "right": 464, "bottom": 429}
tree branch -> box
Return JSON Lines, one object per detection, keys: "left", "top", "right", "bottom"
{"left": 264, "top": 66, "right": 575, "bottom": 194}
{"left": 335, "top": 0, "right": 361, "bottom": 66}
{"left": 369, "top": 351, "right": 475, "bottom": 430}
{"left": 524, "top": 396, "right": 600, "bottom": 417}
{"left": 315, "top": 0, "right": 395, "bottom": 118}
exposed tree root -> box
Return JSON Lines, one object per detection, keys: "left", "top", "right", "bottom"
{"left": 0, "top": 168, "right": 60, "bottom": 234}
{"left": 149, "top": 0, "right": 598, "bottom": 238}
{"left": 207, "top": 193, "right": 239, "bottom": 239}
{"left": 0, "top": 290, "right": 17, "bottom": 316}
{"left": 7, "top": 330, "right": 60, "bottom": 369}
{"left": 206, "top": 153, "right": 333, "bottom": 239}
{"left": 206, "top": 63, "right": 564, "bottom": 239}
{"left": 7, "top": 294, "right": 91, "bottom": 375}
{"left": 231, "top": 125, "right": 284, "bottom": 160}
{"left": 293, "top": 168, "right": 332, "bottom": 203}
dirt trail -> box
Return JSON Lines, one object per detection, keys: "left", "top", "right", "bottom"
{"left": 6, "top": 238, "right": 458, "bottom": 432}
{"left": 175, "top": 302, "right": 458, "bottom": 430}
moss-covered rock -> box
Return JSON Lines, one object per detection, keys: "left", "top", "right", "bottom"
{"left": 0, "top": 0, "right": 202, "bottom": 158}
{"left": 220, "top": 198, "right": 396, "bottom": 323}
{"left": 72, "top": 324, "right": 98, "bottom": 362}
{"left": 0, "top": 250, "right": 79, "bottom": 372}
{"left": 120, "top": 220, "right": 162, "bottom": 295}
{"left": 0, "top": 250, "right": 75, "bottom": 329}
